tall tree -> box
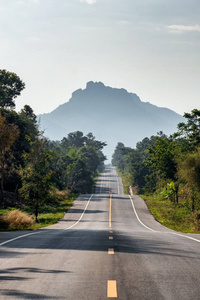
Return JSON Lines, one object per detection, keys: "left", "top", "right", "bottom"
{"left": 178, "top": 148, "right": 200, "bottom": 211}
{"left": 147, "top": 136, "right": 177, "bottom": 183}
{"left": 175, "top": 109, "right": 200, "bottom": 149}
{"left": 0, "top": 69, "right": 25, "bottom": 109}
{"left": 19, "top": 139, "right": 55, "bottom": 222}
{"left": 0, "top": 115, "right": 19, "bottom": 204}
{"left": 67, "top": 131, "right": 86, "bottom": 148}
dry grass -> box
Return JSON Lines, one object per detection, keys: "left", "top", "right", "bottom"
{"left": 0, "top": 210, "right": 34, "bottom": 230}
{"left": 54, "top": 190, "right": 70, "bottom": 198}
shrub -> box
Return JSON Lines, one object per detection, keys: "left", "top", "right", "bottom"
{"left": 3, "top": 210, "right": 34, "bottom": 229}
{"left": 186, "top": 211, "right": 200, "bottom": 232}
{"left": 0, "top": 216, "right": 10, "bottom": 230}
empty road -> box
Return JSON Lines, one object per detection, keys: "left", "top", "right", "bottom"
{"left": 1, "top": 166, "right": 200, "bottom": 299}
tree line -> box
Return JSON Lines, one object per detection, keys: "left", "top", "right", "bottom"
{"left": 0, "top": 69, "right": 106, "bottom": 221}
{"left": 112, "top": 109, "right": 200, "bottom": 212}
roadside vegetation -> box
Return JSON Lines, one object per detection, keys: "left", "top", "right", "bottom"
{"left": 0, "top": 69, "right": 107, "bottom": 230}
{"left": 112, "top": 109, "right": 200, "bottom": 233}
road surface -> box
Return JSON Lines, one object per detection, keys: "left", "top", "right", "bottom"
{"left": 1, "top": 166, "right": 200, "bottom": 299}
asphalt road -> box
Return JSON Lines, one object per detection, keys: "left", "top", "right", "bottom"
{"left": 1, "top": 166, "right": 200, "bottom": 299}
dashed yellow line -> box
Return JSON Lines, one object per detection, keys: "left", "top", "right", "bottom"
{"left": 108, "top": 248, "right": 114, "bottom": 255}
{"left": 109, "top": 194, "right": 112, "bottom": 228}
{"left": 109, "top": 236, "right": 113, "bottom": 240}
{"left": 107, "top": 280, "right": 117, "bottom": 298}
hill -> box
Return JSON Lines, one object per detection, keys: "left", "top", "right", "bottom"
{"left": 38, "top": 81, "right": 184, "bottom": 161}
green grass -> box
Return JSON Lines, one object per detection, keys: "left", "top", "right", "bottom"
{"left": 116, "top": 168, "right": 131, "bottom": 195}
{"left": 141, "top": 193, "right": 200, "bottom": 233}
{"left": 0, "top": 208, "right": 16, "bottom": 216}
{"left": 0, "top": 192, "right": 77, "bottom": 231}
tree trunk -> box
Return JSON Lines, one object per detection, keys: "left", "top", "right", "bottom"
{"left": 175, "top": 183, "right": 179, "bottom": 204}
{"left": 0, "top": 176, "right": 4, "bottom": 206}
{"left": 35, "top": 200, "right": 39, "bottom": 223}
{"left": 0, "top": 159, "right": 5, "bottom": 207}
{"left": 192, "top": 193, "right": 195, "bottom": 212}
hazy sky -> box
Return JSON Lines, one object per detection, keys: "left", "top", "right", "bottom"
{"left": 0, "top": 0, "right": 200, "bottom": 115}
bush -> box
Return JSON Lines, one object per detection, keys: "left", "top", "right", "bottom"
{"left": 0, "top": 216, "right": 10, "bottom": 230}
{"left": 186, "top": 211, "right": 200, "bottom": 232}
{"left": 2, "top": 210, "right": 34, "bottom": 230}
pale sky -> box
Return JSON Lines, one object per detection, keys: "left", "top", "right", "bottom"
{"left": 0, "top": 0, "right": 200, "bottom": 116}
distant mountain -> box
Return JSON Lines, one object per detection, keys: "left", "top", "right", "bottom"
{"left": 38, "top": 81, "right": 184, "bottom": 161}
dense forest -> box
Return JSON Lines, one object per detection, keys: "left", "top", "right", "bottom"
{"left": 0, "top": 69, "right": 106, "bottom": 227}
{"left": 112, "top": 109, "right": 200, "bottom": 231}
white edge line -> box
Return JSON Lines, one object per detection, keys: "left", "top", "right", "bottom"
{"left": 171, "top": 232, "right": 200, "bottom": 243}
{"left": 0, "top": 194, "right": 94, "bottom": 246}
{"left": 129, "top": 195, "right": 156, "bottom": 232}
{"left": 129, "top": 195, "right": 200, "bottom": 243}
{"left": 64, "top": 194, "right": 94, "bottom": 230}
{"left": 0, "top": 231, "right": 41, "bottom": 247}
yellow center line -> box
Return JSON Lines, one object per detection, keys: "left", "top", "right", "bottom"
{"left": 107, "top": 280, "right": 117, "bottom": 298}
{"left": 108, "top": 248, "right": 114, "bottom": 254}
{"left": 109, "top": 236, "right": 113, "bottom": 240}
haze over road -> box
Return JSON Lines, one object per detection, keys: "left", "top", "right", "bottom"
{"left": 1, "top": 166, "right": 200, "bottom": 299}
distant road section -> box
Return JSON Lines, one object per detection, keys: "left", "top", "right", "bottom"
{"left": 1, "top": 166, "right": 200, "bottom": 299}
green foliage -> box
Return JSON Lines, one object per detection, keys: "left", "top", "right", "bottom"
{"left": 112, "top": 136, "right": 157, "bottom": 193}
{"left": 19, "top": 139, "right": 55, "bottom": 222}
{"left": 147, "top": 135, "right": 178, "bottom": 182}
{"left": 178, "top": 148, "right": 200, "bottom": 211}
{"left": 0, "top": 69, "right": 107, "bottom": 230}
{"left": 143, "top": 193, "right": 200, "bottom": 233}
{"left": 176, "top": 109, "right": 200, "bottom": 149}
{"left": 0, "top": 114, "right": 20, "bottom": 204}
{"left": 116, "top": 168, "right": 131, "bottom": 195}
{"left": 0, "top": 106, "right": 39, "bottom": 196}
{"left": 178, "top": 148, "right": 200, "bottom": 192}
{"left": 0, "top": 192, "right": 77, "bottom": 230}
{"left": 0, "top": 69, "right": 25, "bottom": 109}
{"left": 112, "top": 109, "right": 200, "bottom": 231}
{"left": 112, "top": 142, "right": 133, "bottom": 172}
{"left": 48, "top": 131, "right": 107, "bottom": 194}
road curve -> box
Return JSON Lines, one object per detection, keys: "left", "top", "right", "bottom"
{"left": 0, "top": 166, "right": 200, "bottom": 299}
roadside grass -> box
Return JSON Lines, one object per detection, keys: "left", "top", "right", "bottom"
{"left": 116, "top": 168, "right": 131, "bottom": 195}
{"left": 112, "top": 168, "right": 200, "bottom": 233}
{"left": 92, "top": 175, "right": 99, "bottom": 193}
{"left": 0, "top": 210, "right": 34, "bottom": 230}
{"left": 0, "top": 191, "right": 77, "bottom": 231}
{"left": 141, "top": 193, "right": 200, "bottom": 233}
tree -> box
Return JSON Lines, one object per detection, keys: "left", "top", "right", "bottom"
{"left": 85, "top": 132, "right": 107, "bottom": 151}
{"left": 0, "top": 69, "right": 25, "bottom": 109}
{"left": 147, "top": 136, "right": 177, "bottom": 183}
{"left": 46, "top": 132, "right": 107, "bottom": 193}
{"left": 66, "top": 158, "right": 94, "bottom": 194}
{"left": 112, "top": 137, "right": 157, "bottom": 193}
{"left": 112, "top": 143, "right": 133, "bottom": 172}
{"left": 0, "top": 115, "right": 19, "bottom": 204}
{"left": 0, "top": 107, "right": 39, "bottom": 194}
{"left": 178, "top": 148, "right": 200, "bottom": 211}
{"left": 19, "top": 139, "right": 55, "bottom": 222}
{"left": 175, "top": 109, "right": 200, "bottom": 149}
{"left": 67, "top": 131, "right": 86, "bottom": 148}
